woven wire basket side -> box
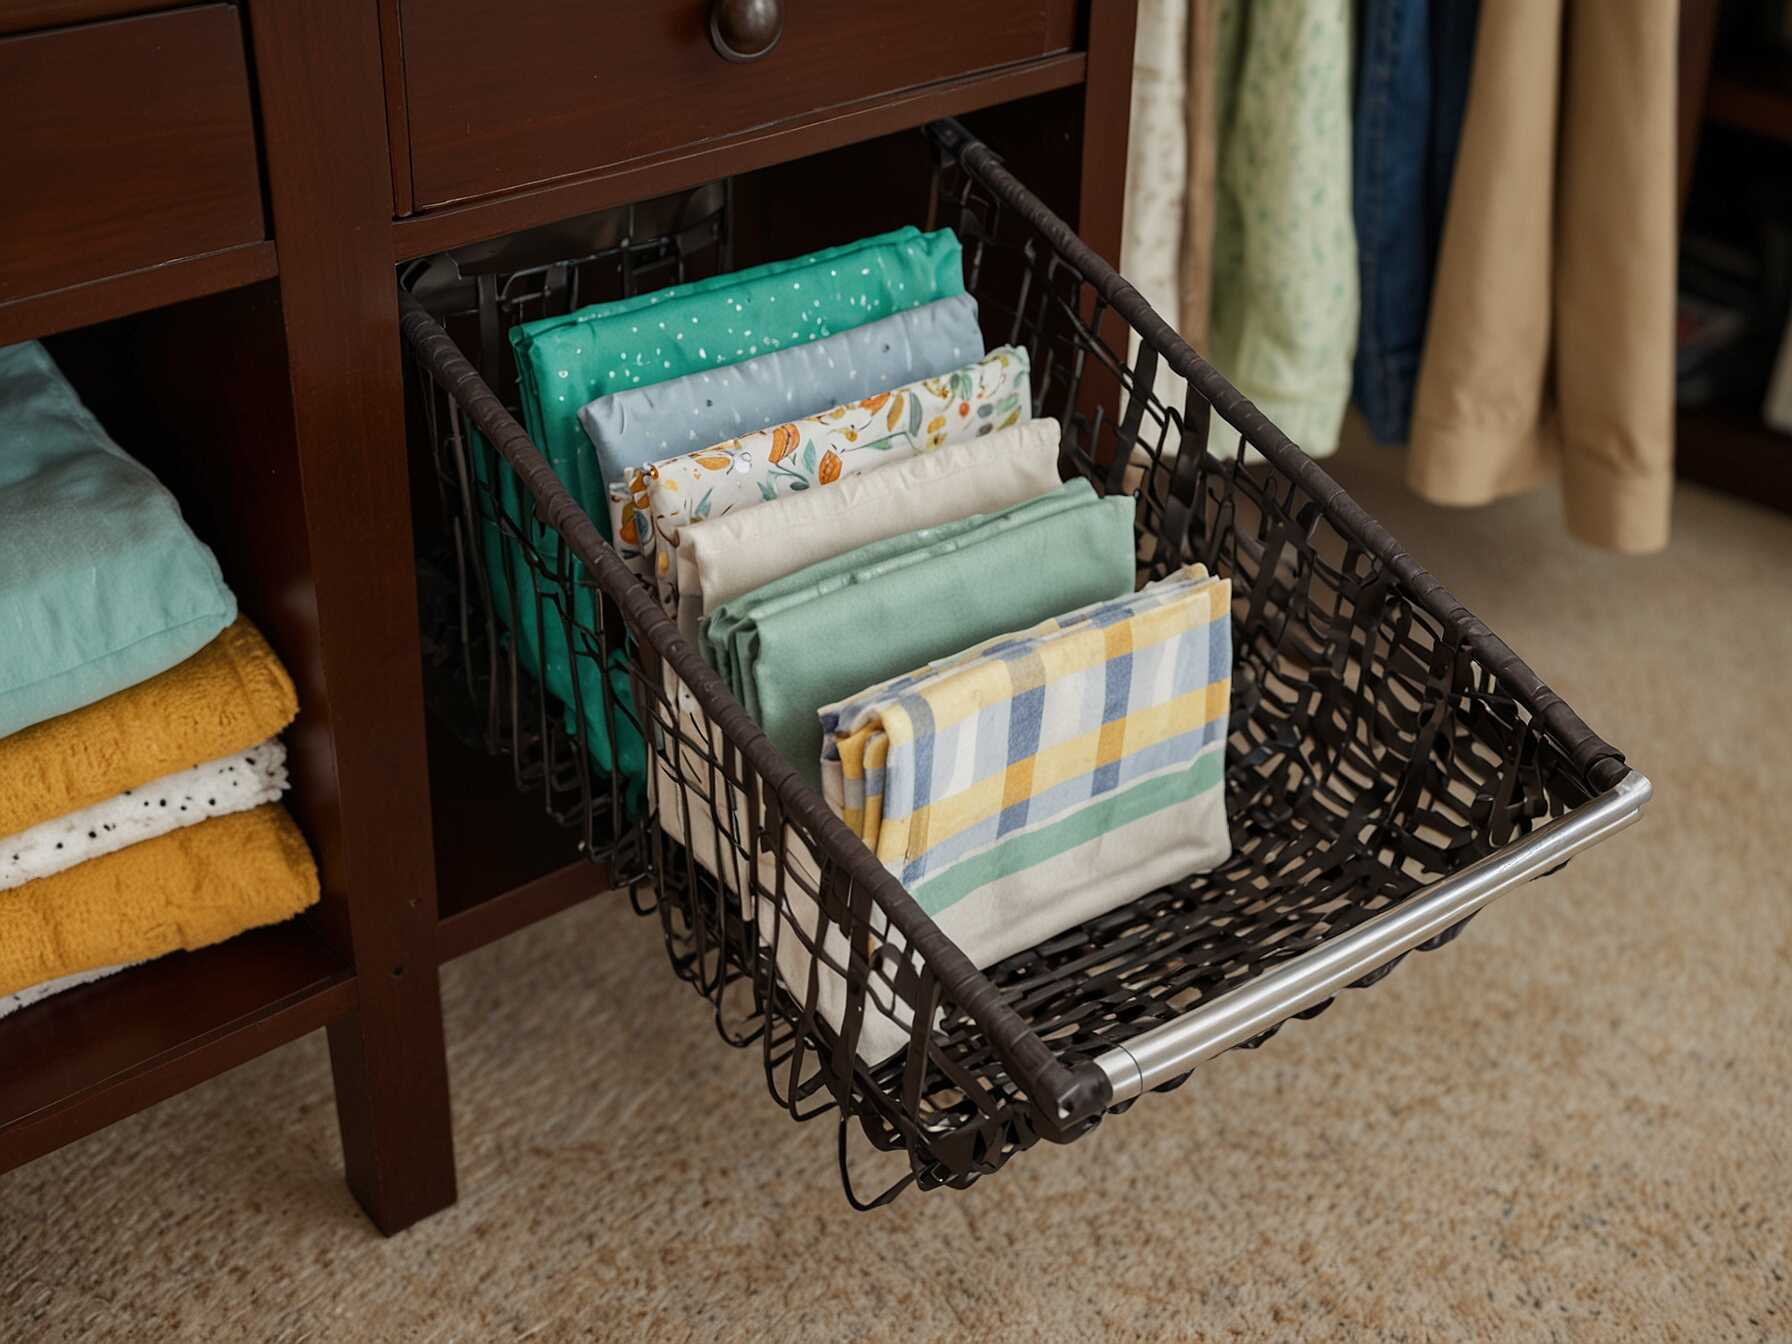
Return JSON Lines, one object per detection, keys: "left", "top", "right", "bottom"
{"left": 403, "top": 185, "right": 731, "bottom": 868}
{"left": 400, "top": 121, "right": 1630, "bottom": 1207}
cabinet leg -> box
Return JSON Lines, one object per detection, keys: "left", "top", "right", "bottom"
{"left": 246, "top": 0, "right": 461, "bottom": 1237}
{"left": 326, "top": 987, "right": 457, "bottom": 1235}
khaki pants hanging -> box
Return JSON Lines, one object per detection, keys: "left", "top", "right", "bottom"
{"left": 1408, "top": 0, "right": 1678, "bottom": 554}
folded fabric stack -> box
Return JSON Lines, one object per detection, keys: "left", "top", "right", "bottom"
{"left": 500, "top": 225, "right": 976, "bottom": 788}
{"left": 641, "top": 411, "right": 1073, "bottom": 883}
{"left": 802, "top": 566, "right": 1232, "bottom": 1062}
{"left": 0, "top": 342, "right": 318, "bottom": 1017}
{"left": 537, "top": 228, "right": 1234, "bottom": 1062}
{"left": 827, "top": 564, "right": 1229, "bottom": 919}
{"left": 612, "top": 342, "right": 1031, "bottom": 615}
{"left": 701, "top": 478, "right": 1136, "bottom": 784}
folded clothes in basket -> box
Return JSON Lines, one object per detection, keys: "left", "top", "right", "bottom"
{"left": 1, "top": 739, "right": 286, "bottom": 891}
{"left": 802, "top": 565, "right": 1232, "bottom": 1062}
{"left": 647, "top": 420, "right": 1065, "bottom": 882}
{"left": 0, "top": 618, "right": 297, "bottom": 841}
{"left": 0, "top": 341, "right": 237, "bottom": 739}
{"left": 580, "top": 292, "right": 985, "bottom": 525}
{"left": 614, "top": 345, "right": 1034, "bottom": 610}
{"left": 675, "top": 418, "right": 1064, "bottom": 646}
{"left": 824, "top": 564, "right": 1232, "bottom": 910}
{"left": 511, "top": 225, "right": 967, "bottom": 531}
{"left": 701, "top": 478, "right": 1136, "bottom": 790}
{"left": 0, "top": 803, "right": 319, "bottom": 998}
{"left": 497, "top": 228, "right": 965, "bottom": 789}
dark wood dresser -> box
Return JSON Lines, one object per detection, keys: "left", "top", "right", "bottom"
{"left": 0, "top": 0, "right": 1138, "bottom": 1234}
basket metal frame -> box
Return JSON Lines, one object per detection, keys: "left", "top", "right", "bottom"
{"left": 1095, "top": 766, "right": 1650, "bottom": 1102}
{"left": 399, "top": 117, "right": 1647, "bottom": 1202}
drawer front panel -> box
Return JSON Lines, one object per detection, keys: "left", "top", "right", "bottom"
{"left": 399, "top": 0, "right": 1079, "bottom": 209}
{"left": 0, "top": 5, "right": 265, "bottom": 304}
{"left": 0, "top": 3, "right": 189, "bottom": 38}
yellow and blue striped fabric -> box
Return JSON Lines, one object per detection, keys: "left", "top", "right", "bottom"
{"left": 820, "top": 566, "right": 1231, "bottom": 924}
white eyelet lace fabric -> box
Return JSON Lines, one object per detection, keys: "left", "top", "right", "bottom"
{"left": 0, "top": 738, "right": 288, "bottom": 892}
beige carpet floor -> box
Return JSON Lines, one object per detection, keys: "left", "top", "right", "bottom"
{"left": 3, "top": 435, "right": 1789, "bottom": 1343}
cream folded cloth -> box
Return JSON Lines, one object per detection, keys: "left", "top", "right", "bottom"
{"left": 651, "top": 423, "right": 1067, "bottom": 884}
{"left": 673, "top": 418, "right": 1063, "bottom": 646}
{"left": 1, "top": 739, "right": 287, "bottom": 891}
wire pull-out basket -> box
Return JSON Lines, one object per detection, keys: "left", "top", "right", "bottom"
{"left": 400, "top": 119, "right": 1649, "bottom": 1207}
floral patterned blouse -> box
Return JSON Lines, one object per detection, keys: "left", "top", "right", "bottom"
{"left": 606, "top": 345, "right": 1033, "bottom": 618}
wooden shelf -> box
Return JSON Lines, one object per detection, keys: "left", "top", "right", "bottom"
{"left": 427, "top": 718, "right": 610, "bottom": 963}
{"left": 0, "top": 241, "right": 277, "bottom": 348}
{"left": 0, "top": 921, "right": 353, "bottom": 1172}
{"left": 1677, "top": 403, "right": 1792, "bottom": 516}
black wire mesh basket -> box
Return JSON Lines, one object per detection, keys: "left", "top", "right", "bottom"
{"left": 399, "top": 119, "right": 1649, "bottom": 1206}
{"left": 404, "top": 183, "right": 731, "bottom": 867}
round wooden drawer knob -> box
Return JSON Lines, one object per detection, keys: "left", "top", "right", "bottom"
{"left": 709, "top": 0, "right": 783, "bottom": 63}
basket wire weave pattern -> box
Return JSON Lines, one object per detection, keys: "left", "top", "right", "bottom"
{"left": 400, "top": 121, "right": 1628, "bottom": 1206}
{"left": 405, "top": 185, "right": 731, "bottom": 878}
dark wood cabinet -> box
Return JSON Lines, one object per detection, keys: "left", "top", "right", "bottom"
{"left": 0, "top": 6, "right": 265, "bottom": 311}
{"left": 0, "top": 0, "right": 191, "bottom": 39}
{"left": 0, "top": 0, "right": 1138, "bottom": 1237}
{"left": 396, "top": 0, "right": 1078, "bottom": 209}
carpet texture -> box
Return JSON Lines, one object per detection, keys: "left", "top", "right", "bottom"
{"left": 2, "top": 432, "right": 1788, "bottom": 1342}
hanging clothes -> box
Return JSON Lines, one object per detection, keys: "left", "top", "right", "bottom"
{"left": 1351, "top": 0, "right": 1478, "bottom": 446}
{"left": 1207, "top": 0, "right": 1360, "bottom": 459}
{"left": 1120, "top": 0, "right": 1222, "bottom": 413}
{"left": 1407, "top": 1, "right": 1677, "bottom": 553}
{"left": 1120, "top": 0, "right": 1194, "bottom": 414}
{"left": 1179, "top": 0, "right": 1222, "bottom": 352}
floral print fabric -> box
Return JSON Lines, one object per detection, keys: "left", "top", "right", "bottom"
{"left": 606, "top": 346, "right": 1033, "bottom": 618}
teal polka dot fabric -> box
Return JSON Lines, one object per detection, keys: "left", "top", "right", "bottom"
{"left": 509, "top": 226, "right": 966, "bottom": 531}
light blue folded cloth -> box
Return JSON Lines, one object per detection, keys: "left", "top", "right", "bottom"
{"left": 577, "top": 293, "right": 983, "bottom": 492}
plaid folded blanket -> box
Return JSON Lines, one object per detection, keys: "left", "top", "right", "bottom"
{"left": 819, "top": 566, "right": 1232, "bottom": 1000}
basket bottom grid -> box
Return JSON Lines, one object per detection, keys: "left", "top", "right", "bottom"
{"left": 642, "top": 749, "right": 1513, "bottom": 1199}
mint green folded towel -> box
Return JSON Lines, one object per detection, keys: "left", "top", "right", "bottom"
{"left": 0, "top": 342, "right": 235, "bottom": 738}
{"left": 700, "top": 479, "right": 1136, "bottom": 787}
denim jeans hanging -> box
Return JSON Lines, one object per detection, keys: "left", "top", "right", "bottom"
{"left": 1351, "top": 0, "right": 1478, "bottom": 445}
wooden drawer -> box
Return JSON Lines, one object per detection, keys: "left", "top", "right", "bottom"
{"left": 0, "top": 2, "right": 191, "bottom": 38}
{"left": 396, "top": 0, "right": 1080, "bottom": 210}
{"left": 0, "top": 4, "right": 264, "bottom": 305}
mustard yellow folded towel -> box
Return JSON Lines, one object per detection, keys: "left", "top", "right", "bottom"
{"left": 0, "top": 804, "right": 318, "bottom": 996}
{"left": 0, "top": 618, "right": 296, "bottom": 840}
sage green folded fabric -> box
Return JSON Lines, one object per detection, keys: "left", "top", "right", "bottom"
{"left": 700, "top": 479, "right": 1136, "bottom": 787}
